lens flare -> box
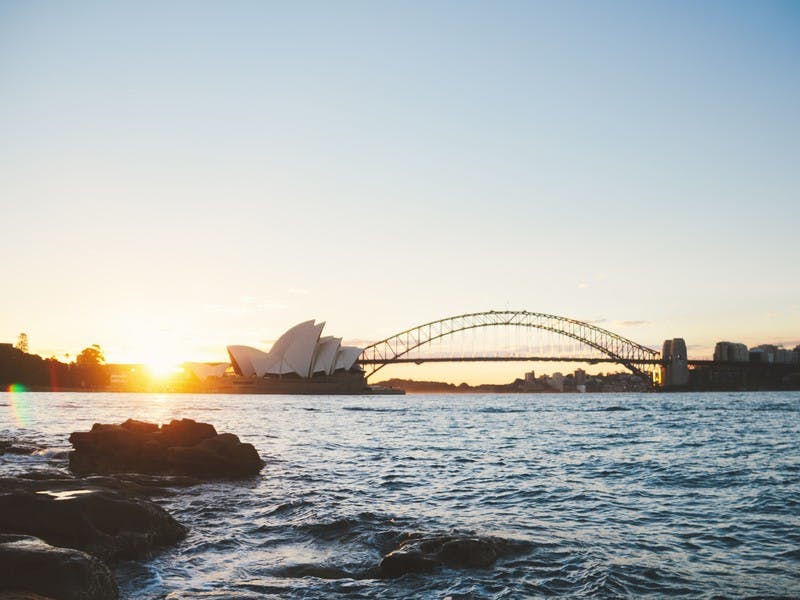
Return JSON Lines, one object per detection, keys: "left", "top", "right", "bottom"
{"left": 7, "top": 383, "right": 30, "bottom": 427}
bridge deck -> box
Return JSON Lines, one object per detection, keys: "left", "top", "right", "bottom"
{"left": 357, "top": 356, "right": 664, "bottom": 365}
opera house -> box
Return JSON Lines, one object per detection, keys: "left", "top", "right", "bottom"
{"left": 227, "top": 320, "right": 362, "bottom": 379}
{"left": 182, "top": 320, "right": 402, "bottom": 394}
{"left": 201, "top": 320, "right": 370, "bottom": 394}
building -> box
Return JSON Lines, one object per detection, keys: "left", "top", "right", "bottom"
{"left": 539, "top": 372, "right": 565, "bottom": 392}
{"left": 574, "top": 368, "right": 587, "bottom": 393}
{"left": 747, "top": 344, "right": 798, "bottom": 364}
{"left": 713, "top": 341, "right": 749, "bottom": 362}
{"left": 226, "top": 320, "right": 362, "bottom": 379}
{"left": 214, "top": 320, "right": 385, "bottom": 394}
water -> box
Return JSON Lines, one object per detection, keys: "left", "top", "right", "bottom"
{"left": 2, "top": 391, "right": 799, "bottom": 598}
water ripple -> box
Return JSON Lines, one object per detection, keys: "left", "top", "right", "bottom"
{"left": 2, "top": 390, "right": 799, "bottom": 598}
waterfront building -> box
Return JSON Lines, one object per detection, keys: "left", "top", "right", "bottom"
{"left": 748, "top": 344, "right": 797, "bottom": 364}
{"left": 713, "top": 341, "right": 749, "bottom": 362}
{"left": 574, "top": 368, "right": 587, "bottom": 393}
{"left": 540, "top": 372, "right": 564, "bottom": 392}
{"left": 226, "top": 320, "right": 363, "bottom": 379}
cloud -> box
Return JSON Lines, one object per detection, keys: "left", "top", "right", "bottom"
{"left": 617, "top": 320, "right": 650, "bottom": 327}
{"left": 288, "top": 288, "right": 310, "bottom": 295}
{"left": 583, "top": 318, "right": 606, "bottom": 325}
{"left": 204, "top": 299, "right": 286, "bottom": 314}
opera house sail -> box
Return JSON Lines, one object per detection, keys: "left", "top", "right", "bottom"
{"left": 223, "top": 320, "right": 370, "bottom": 394}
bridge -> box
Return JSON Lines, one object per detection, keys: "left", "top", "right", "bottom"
{"left": 357, "top": 310, "right": 662, "bottom": 382}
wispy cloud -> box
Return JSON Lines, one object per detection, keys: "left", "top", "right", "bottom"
{"left": 204, "top": 299, "right": 286, "bottom": 314}
{"left": 288, "top": 288, "right": 310, "bottom": 295}
{"left": 618, "top": 320, "right": 650, "bottom": 327}
{"left": 583, "top": 318, "right": 606, "bottom": 325}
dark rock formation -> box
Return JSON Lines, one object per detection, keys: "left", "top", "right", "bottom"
{"left": 0, "top": 439, "right": 38, "bottom": 456}
{"left": 0, "top": 485, "right": 187, "bottom": 561}
{"left": 0, "top": 534, "right": 119, "bottom": 600}
{"left": 379, "top": 534, "right": 514, "bottom": 578}
{"left": 0, "top": 473, "right": 198, "bottom": 500}
{"left": 69, "top": 418, "right": 265, "bottom": 478}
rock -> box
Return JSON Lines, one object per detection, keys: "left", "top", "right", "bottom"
{"left": 379, "top": 550, "right": 439, "bottom": 578}
{"left": 378, "top": 534, "right": 509, "bottom": 578}
{"left": 438, "top": 537, "right": 498, "bottom": 568}
{"left": 0, "top": 486, "right": 187, "bottom": 561}
{"left": 0, "top": 534, "right": 119, "bottom": 600}
{"left": 0, "top": 473, "right": 199, "bottom": 499}
{"left": 158, "top": 419, "right": 217, "bottom": 447}
{"left": 69, "top": 418, "right": 264, "bottom": 478}
{"left": 0, "top": 439, "right": 38, "bottom": 456}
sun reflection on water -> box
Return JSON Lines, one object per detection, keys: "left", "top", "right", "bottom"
{"left": 138, "top": 393, "right": 178, "bottom": 425}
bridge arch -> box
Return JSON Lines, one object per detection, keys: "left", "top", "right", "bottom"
{"left": 358, "top": 310, "right": 660, "bottom": 380}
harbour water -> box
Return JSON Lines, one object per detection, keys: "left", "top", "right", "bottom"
{"left": 2, "top": 391, "right": 799, "bottom": 598}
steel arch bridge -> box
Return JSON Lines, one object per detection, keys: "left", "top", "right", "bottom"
{"left": 357, "top": 310, "right": 661, "bottom": 381}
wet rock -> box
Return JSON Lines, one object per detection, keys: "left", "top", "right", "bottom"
{"left": 13, "top": 471, "right": 74, "bottom": 482}
{"left": 379, "top": 550, "right": 439, "bottom": 578}
{"left": 0, "top": 439, "right": 39, "bottom": 456}
{"left": 0, "top": 534, "right": 118, "bottom": 600}
{"left": 0, "top": 486, "right": 187, "bottom": 561}
{"left": 69, "top": 418, "right": 265, "bottom": 478}
{"left": 0, "top": 473, "right": 198, "bottom": 499}
{"left": 378, "top": 534, "right": 511, "bottom": 578}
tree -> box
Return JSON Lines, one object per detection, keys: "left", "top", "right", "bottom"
{"left": 76, "top": 344, "right": 105, "bottom": 366}
{"left": 15, "top": 332, "right": 29, "bottom": 353}
{"left": 75, "top": 344, "right": 107, "bottom": 389}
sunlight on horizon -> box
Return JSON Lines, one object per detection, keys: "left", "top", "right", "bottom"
{"left": 1, "top": 1, "right": 798, "bottom": 383}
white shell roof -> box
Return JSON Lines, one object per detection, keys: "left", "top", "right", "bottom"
{"left": 311, "top": 336, "right": 341, "bottom": 375}
{"left": 228, "top": 321, "right": 362, "bottom": 379}
{"left": 184, "top": 363, "right": 229, "bottom": 380}
{"left": 334, "top": 346, "right": 362, "bottom": 372}
{"left": 226, "top": 345, "right": 261, "bottom": 376}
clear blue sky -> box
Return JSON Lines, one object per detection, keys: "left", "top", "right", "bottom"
{"left": 1, "top": 1, "right": 798, "bottom": 381}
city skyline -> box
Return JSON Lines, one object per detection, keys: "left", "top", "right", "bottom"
{"left": 2, "top": 2, "right": 799, "bottom": 383}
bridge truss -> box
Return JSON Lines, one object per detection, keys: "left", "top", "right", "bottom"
{"left": 358, "top": 310, "right": 661, "bottom": 381}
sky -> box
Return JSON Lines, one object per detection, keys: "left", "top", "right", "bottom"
{"left": 1, "top": 1, "right": 799, "bottom": 383}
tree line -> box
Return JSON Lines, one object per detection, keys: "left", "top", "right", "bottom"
{"left": 0, "top": 334, "right": 108, "bottom": 390}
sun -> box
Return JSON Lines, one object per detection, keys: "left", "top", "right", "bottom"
{"left": 143, "top": 355, "right": 183, "bottom": 380}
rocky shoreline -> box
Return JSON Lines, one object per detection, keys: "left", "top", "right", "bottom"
{"left": 0, "top": 419, "right": 264, "bottom": 599}
{"left": 2, "top": 418, "right": 526, "bottom": 598}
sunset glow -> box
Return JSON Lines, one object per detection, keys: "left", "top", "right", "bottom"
{"left": 0, "top": 2, "right": 798, "bottom": 383}
{"left": 143, "top": 360, "right": 184, "bottom": 380}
